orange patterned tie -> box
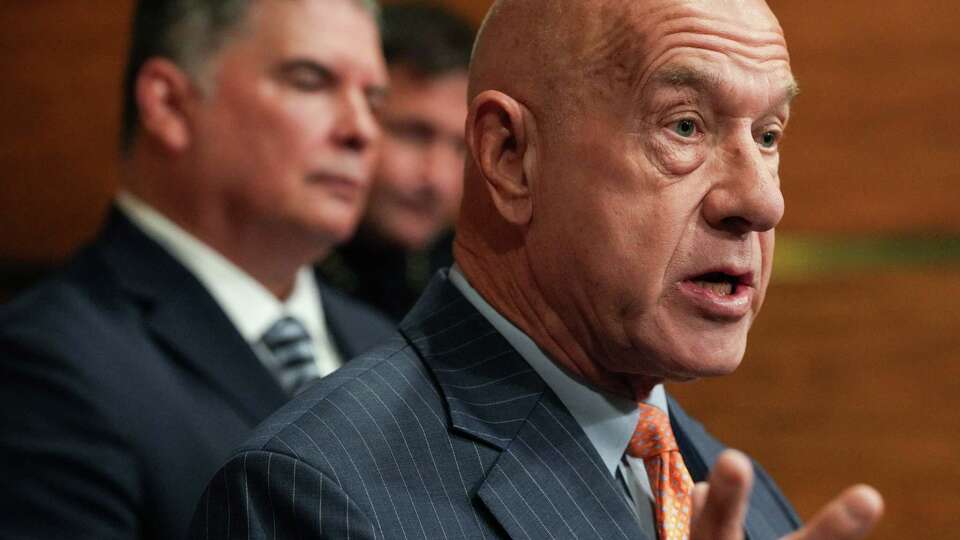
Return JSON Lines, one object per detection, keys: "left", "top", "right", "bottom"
{"left": 626, "top": 404, "right": 694, "bottom": 540}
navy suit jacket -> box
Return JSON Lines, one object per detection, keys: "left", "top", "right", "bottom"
{"left": 0, "top": 210, "right": 395, "bottom": 540}
{"left": 191, "top": 272, "right": 800, "bottom": 539}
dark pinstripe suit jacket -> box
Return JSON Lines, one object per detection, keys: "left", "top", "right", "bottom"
{"left": 192, "top": 271, "right": 800, "bottom": 539}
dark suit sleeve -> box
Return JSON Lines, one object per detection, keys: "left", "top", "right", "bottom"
{"left": 191, "top": 450, "right": 378, "bottom": 539}
{"left": 0, "top": 341, "right": 141, "bottom": 539}
{"left": 752, "top": 458, "right": 803, "bottom": 529}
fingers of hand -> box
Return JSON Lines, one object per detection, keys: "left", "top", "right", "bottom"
{"left": 784, "top": 485, "right": 884, "bottom": 540}
{"left": 692, "top": 481, "right": 709, "bottom": 518}
{"left": 690, "top": 449, "right": 754, "bottom": 540}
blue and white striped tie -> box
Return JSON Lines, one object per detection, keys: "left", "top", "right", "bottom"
{"left": 259, "top": 316, "right": 320, "bottom": 395}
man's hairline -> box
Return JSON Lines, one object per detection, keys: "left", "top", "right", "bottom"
{"left": 176, "top": 0, "right": 381, "bottom": 94}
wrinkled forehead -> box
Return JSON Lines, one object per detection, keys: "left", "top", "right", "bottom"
{"left": 470, "top": 0, "right": 793, "bottom": 126}
{"left": 640, "top": 0, "right": 787, "bottom": 64}
{"left": 574, "top": 0, "right": 791, "bottom": 92}
{"left": 605, "top": 0, "right": 786, "bottom": 47}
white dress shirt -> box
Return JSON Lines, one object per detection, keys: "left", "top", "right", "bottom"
{"left": 449, "top": 265, "right": 667, "bottom": 538}
{"left": 116, "top": 191, "right": 343, "bottom": 377}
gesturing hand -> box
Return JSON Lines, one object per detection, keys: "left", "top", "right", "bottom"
{"left": 690, "top": 450, "right": 884, "bottom": 540}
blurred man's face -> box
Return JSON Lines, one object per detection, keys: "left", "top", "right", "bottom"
{"left": 525, "top": 0, "right": 796, "bottom": 384}
{"left": 190, "top": 0, "right": 387, "bottom": 250}
{"left": 363, "top": 68, "right": 468, "bottom": 251}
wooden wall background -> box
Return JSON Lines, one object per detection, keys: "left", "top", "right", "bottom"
{"left": 1, "top": 1, "right": 957, "bottom": 538}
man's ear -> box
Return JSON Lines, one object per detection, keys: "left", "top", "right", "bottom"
{"left": 467, "top": 90, "right": 537, "bottom": 226}
{"left": 134, "top": 58, "right": 198, "bottom": 153}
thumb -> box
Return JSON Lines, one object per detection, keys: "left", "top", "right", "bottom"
{"left": 783, "top": 485, "right": 883, "bottom": 540}
{"left": 690, "top": 449, "right": 753, "bottom": 540}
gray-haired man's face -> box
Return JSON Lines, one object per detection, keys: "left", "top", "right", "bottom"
{"left": 187, "top": 0, "right": 389, "bottom": 248}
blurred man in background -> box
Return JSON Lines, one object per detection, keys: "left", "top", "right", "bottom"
{"left": 0, "top": 0, "right": 392, "bottom": 538}
{"left": 321, "top": 2, "right": 474, "bottom": 321}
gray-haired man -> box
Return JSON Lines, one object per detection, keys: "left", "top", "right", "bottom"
{"left": 0, "top": 1, "right": 393, "bottom": 538}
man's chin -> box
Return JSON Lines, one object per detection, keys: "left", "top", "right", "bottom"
{"left": 662, "top": 322, "right": 751, "bottom": 379}
{"left": 617, "top": 341, "right": 747, "bottom": 383}
{"left": 389, "top": 224, "right": 444, "bottom": 252}
{"left": 669, "top": 350, "right": 746, "bottom": 380}
{"left": 299, "top": 214, "right": 362, "bottom": 250}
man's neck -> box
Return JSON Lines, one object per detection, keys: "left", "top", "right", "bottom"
{"left": 340, "top": 225, "right": 409, "bottom": 265}
{"left": 454, "top": 238, "right": 648, "bottom": 399}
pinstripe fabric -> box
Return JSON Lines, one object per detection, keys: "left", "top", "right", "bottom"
{"left": 190, "top": 271, "right": 801, "bottom": 539}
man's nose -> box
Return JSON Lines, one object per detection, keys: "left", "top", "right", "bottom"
{"left": 702, "top": 132, "right": 785, "bottom": 235}
{"left": 331, "top": 89, "right": 381, "bottom": 153}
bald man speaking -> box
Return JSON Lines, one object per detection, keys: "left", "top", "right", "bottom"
{"left": 191, "top": 1, "right": 884, "bottom": 538}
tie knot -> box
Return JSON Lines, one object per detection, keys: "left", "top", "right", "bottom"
{"left": 260, "top": 316, "right": 318, "bottom": 395}
{"left": 262, "top": 316, "right": 310, "bottom": 348}
{"left": 626, "top": 403, "right": 679, "bottom": 459}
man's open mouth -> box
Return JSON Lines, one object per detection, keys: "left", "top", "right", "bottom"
{"left": 688, "top": 272, "right": 747, "bottom": 297}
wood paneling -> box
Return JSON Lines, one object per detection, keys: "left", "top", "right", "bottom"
{"left": 0, "top": 2, "right": 131, "bottom": 261}
{"left": 768, "top": 0, "right": 960, "bottom": 233}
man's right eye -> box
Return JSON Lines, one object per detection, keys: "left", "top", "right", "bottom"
{"left": 671, "top": 118, "right": 699, "bottom": 138}
{"left": 278, "top": 62, "right": 335, "bottom": 91}
{"left": 386, "top": 121, "right": 436, "bottom": 146}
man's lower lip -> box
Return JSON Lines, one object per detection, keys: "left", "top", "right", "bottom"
{"left": 677, "top": 280, "right": 753, "bottom": 319}
{"left": 309, "top": 175, "right": 363, "bottom": 199}
{"left": 398, "top": 199, "right": 435, "bottom": 213}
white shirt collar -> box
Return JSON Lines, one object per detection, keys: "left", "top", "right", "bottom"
{"left": 115, "top": 192, "right": 339, "bottom": 372}
{"left": 448, "top": 265, "right": 668, "bottom": 477}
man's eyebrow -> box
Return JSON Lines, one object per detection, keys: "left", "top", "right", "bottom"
{"left": 784, "top": 80, "right": 801, "bottom": 103}
{"left": 650, "top": 65, "right": 801, "bottom": 104}
{"left": 651, "top": 66, "right": 718, "bottom": 91}
{"left": 276, "top": 58, "right": 330, "bottom": 75}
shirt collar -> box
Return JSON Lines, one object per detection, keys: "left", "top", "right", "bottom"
{"left": 448, "top": 265, "right": 668, "bottom": 477}
{"left": 115, "top": 191, "right": 324, "bottom": 346}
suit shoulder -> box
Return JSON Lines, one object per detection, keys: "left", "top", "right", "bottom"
{"left": 0, "top": 249, "right": 131, "bottom": 352}
{"left": 0, "top": 244, "right": 167, "bottom": 421}
{"left": 239, "top": 334, "right": 440, "bottom": 459}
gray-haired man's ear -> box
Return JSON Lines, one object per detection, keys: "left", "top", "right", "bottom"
{"left": 134, "top": 58, "right": 197, "bottom": 153}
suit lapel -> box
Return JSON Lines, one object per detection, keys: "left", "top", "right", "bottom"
{"left": 314, "top": 278, "right": 377, "bottom": 360}
{"left": 474, "top": 389, "right": 651, "bottom": 540}
{"left": 400, "top": 274, "right": 649, "bottom": 540}
{"left": 669, "top": 395, "right": 783, "bottom": 540}
{"left": 99, "top": 209, "right": 287, "bottom": 425}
